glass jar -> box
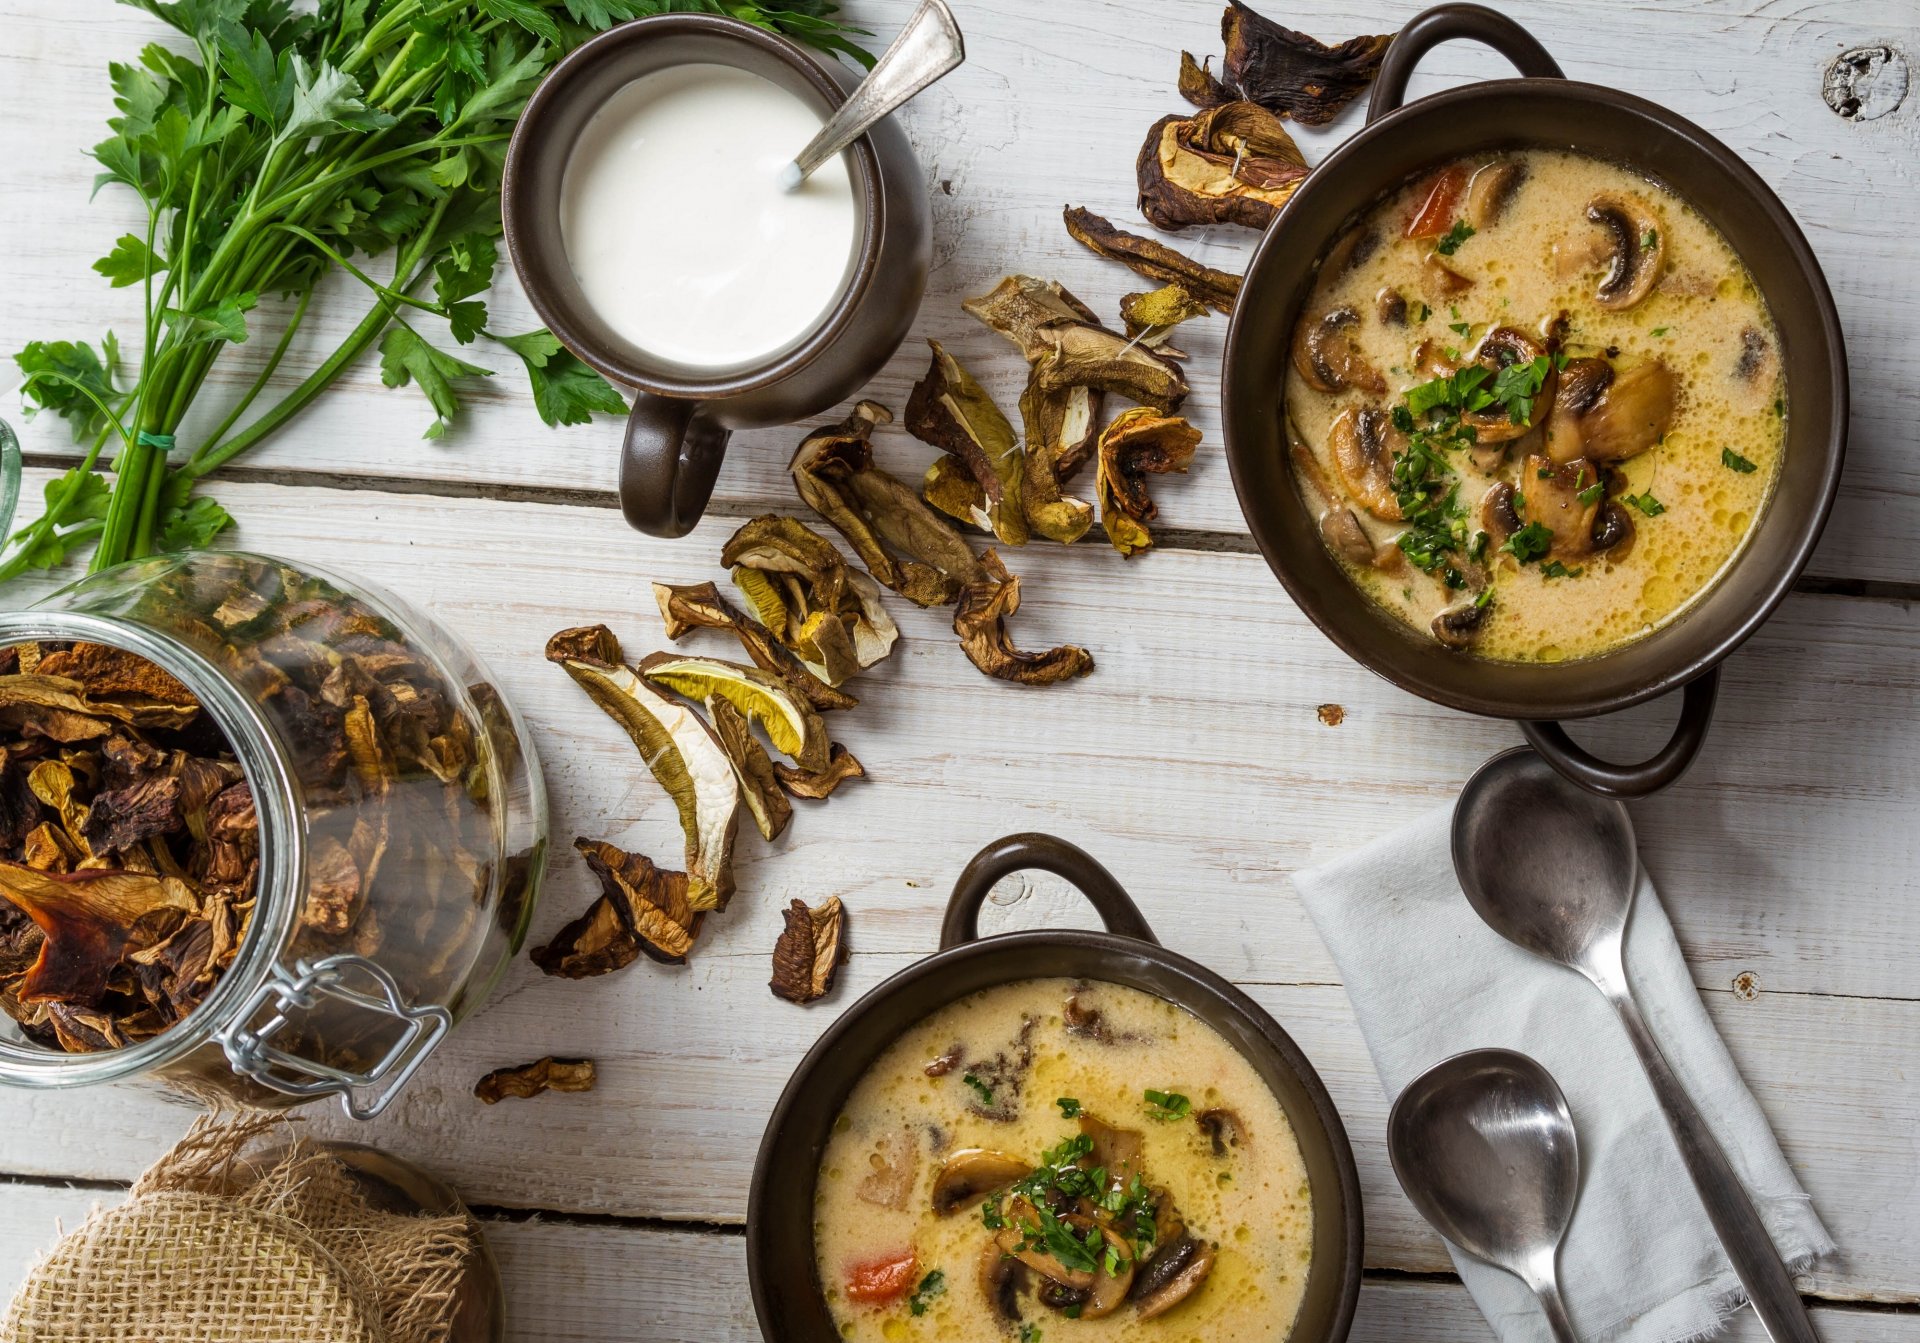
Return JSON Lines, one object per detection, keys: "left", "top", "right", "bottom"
{"left": 0, "top": 552, "right": 546, "bottom": 1116}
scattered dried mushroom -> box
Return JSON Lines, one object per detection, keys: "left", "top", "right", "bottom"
{"left": 1064, "top": 207, "right": 1242, "bottom": 313}
{"left": 955, "top": 553, "right": 1096, "bottom": 686}
{"left": 473, "top": 1055, "right": 597, "bottom": 1103}
{"left": 1138, "top": 101, "right": 1307, "bottom": 231}
{"left": 1096, "top": 409, "right": 1202, "bottom": 557}
{"left": 769, "top": 895, "right": 845, "bottom": 1004}
{"left": 1181, "top": 2, "right": 1393, "bottom": 126}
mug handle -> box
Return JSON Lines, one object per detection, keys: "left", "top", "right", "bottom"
{"left": 1520, "top": 668, "right": 1721, "bottom": 800}
{"left": 619, "top": 393, "right": 730, "bottom": 539}
{"left": 941, "top": 833, "right": 1160, "bottom": 949}
{"left": 1367, "top": 2, "right": 1564, "bottom": 123}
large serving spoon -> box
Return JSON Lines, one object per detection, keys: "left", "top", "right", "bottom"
{"left": 778, "top": 0, "right": 964, "bottom": 192}
{"left": 1451, "top": 746, "right": 1818, "bottom": 1343}
{"left": 1390, "top": 1049, "right": 1583, "bottom": 1342}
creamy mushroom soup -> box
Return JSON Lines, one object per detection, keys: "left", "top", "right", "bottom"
{"left": 1286, "top": 148, "right": 1785, "bottom": 662}
{"left": 814, "top": 977, "right": 1314, "bottom": 1342}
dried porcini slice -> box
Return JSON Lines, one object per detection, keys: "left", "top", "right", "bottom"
{"left": 773, "top": 742, "right": 866, "bottom": 799}
{"left": 769, "top": 895, "right": 845, "bottom": 1004}
{"left": 0, "top": 862, "right": 197, "bottom": 1005}
{"left": 1137, "top": 102, "right": 1308, "bottom": 232}
{"left": 790, "top": 403, "right": 987, "bottom": 607}
{"left": 530, "top": 895, "right": 638, "bottom": 979}
{"left": 652, "top": 581, "right": 856, "bottom": 714}
{"left": 1201, "top": 3, "right": 1393, "bottom": 126}
{"left": 575, "top": 838, "right": 702, "bottom": 964}
{"left": 639, "top": 652, "right": 831, "bottom": 774}
{"left": 1063, "top": 207, "right": 1242, "bottom": 313}
{"left": 35, "top": 643, "right": 198, "bottom": 708}
{"left": 707, "top": 697, "right": 793, "bottom": 841}
{"left": 1096, "top": 409, "right": 1202, "bottom": 557}
{"left": 1120, "top": 284, "right": 1210, "bottom": 347}
{"left": 953, "top": 552, "right": 1095, "bottom": 686}
{"left": 552, "top": 655, "right": 739, "bottom": 912}
{"left": 474, "top": 1056, "right": 597, "bottom": 1104}
{"left": 721, "top": 513, "right": 898, "bottom": 685}
{"left": 544, "top": 624, "right": 623, "bottom": 666}
{"left": 907, "top": 340, "right": 1027, "bottom": 547}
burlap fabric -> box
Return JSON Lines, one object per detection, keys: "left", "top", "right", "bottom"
{"left": 2, "top": 1116, "right": 474, "bottom": 1343}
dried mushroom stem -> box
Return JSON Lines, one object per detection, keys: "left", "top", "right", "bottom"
{"left": 907, "top": 341, "right": 1028, "bottom": 547}
{"left": 953, "top": 552, "right": 1096, "bottom": 685}
{"left": 769, "top": 895, "right": 845, "bottom": 1004}
{"left": 1063, "top": 207, "right": 1242, "bottom": 313}
{"left": 473, "top": 1056, "right": 597, "bottom": 1103}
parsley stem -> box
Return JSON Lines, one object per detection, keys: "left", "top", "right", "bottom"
{"left": 195, "top": 285, "right": 314, "bottom": 464}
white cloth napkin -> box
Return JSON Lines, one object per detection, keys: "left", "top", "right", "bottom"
{"left": 1291, "top": 805, "right": 1834, "bottom": 1343}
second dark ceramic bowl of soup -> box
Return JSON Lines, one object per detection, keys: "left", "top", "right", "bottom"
{"left": 1221, "top": 2, "right": 1847, "bottom": 799}
{"left": 746, "top": 832, "right": 1363, "bottom": 1343}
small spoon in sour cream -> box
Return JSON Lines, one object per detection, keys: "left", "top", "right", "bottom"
{"left": 777, "top": 0, "right": 964, "bottom": 192}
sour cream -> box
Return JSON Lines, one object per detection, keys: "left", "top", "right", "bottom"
{"left": 560, "top": 64, "right": 858, "bottom": 369}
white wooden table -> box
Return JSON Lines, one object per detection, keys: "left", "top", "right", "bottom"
{"left": 2, "top": 2, "right": 1917, "bottom": 1339}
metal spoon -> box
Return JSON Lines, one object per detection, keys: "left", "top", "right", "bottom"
{"left": 1389, "top": 1049, "right": 1583, "bottom": 1343}
{"left": 1451, "top": 746, "right": 1818, "bottom": 1343}
{"left": 778, "top": 0, "right": 964, "bottom": 192}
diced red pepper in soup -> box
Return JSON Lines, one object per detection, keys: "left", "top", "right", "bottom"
{"left": 1406, "top": 163, "right": 1469, "bottom": 239}
{"left": 844, "top": 1249, "right": 918, "bottom": 1305}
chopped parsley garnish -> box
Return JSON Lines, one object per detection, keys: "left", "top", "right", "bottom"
{"left": 1773, "top": 397, "right": 1784, "bottom": 418}
{"left": 1540, "top": 560, "right": 1584, "bottom": 579}
{"left": 1489, "top": 354, "right": 1559, "bottom": 424}
{"left": 1448, "top": 320, "right": 1473, "bottom": 337}
{"left": 1502, "top": 522, "right": 1554, "bottom": 563}
{"left": 1473, "top": 588, "right": 1495, "bottom": 610}
{"left": 1435, "top": 219, "right": 1476, "bottom": 255}
{"left": 1641, "top": 228, "right": 1659, "bottom": 249}
{"left": 1650, "top": 326, "right": 1670, "bottom": 337}
{"left": 1576, "top": 480, "right": 1606, "bottom": 506}
{"left": 1624, "top": 491, "right": 1666, "bottom": 516}
{"left": 1020, "top": 1326, "right": 1043, "bottom": 1343}
{"left": 1722, "top": 448, "right": 1759, "bottom": 474}
{"left": 1414, "top": 302, "right": 1432, "bottom": 322}
{"left": 1056, "top": 1097, "right": 1082, "bottom": 1118}
{"left": 982, "top": 1198, "right": 1005, "bottom": 1230}
{"left": 909, "top": 1269, "right": 946, "bottom": 1317}
{"left": 962, "top": 1073, "right": 994, "bottom": 1106}
{"left": 1144, "top": 1089, "right": 1191, "bottom": 1121}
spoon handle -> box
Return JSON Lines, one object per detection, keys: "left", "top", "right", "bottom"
{"left": 1532, "top": 1273, "right": 1581, "bottom": 1343}
{"left": 787, "top": 0, "right": 964, "bottom": 185}
{"left": 1608, "top": 989, "right": 1818, "bottom": 1343}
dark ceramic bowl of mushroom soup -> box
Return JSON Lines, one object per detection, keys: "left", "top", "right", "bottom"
{"left": 747, "top": 833, "right": 1362, "bottom": 1343}
{"left": 1222, "top": 2, "right": 1848, "bottom": 799}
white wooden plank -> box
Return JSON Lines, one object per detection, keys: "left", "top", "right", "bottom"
{"left": 1, "top": 1, "right": 1915, "bottom": 581}
{"left": 0, "top": 476, "right": 1911, "bottom": 1298}
{"left": 1, "top": 1185, "right": 1914, "bottom": 1339}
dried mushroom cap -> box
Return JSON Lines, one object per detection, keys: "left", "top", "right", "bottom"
{"left": 907, "top": 340, "right": 1027, "bottom": 547}
{"left": 1203, "top": 3, "right": 1393, "bottom": 126}
{"left": 1137, "top": 103, "right": 1308, "bottom": 232}
{"left": 639, "top": 652, "right": 830, "bottom": 774}
{"left": 789, "top": 403, "right": 986, "bottom": 606}
{"left": 554, "top": 658, "right": 739, "bottom": 912}
{"left": 964, "top": 276, "right": 1189, "bottom": 414}
{"left": 953, "top": 552, "right": 1095, "bottom": 686}
{"left": 651, "top": 581, "right": 856, "bottom": 713}
{"left": 530, "top": 895, "right": 638, "bottom": 979}
{"left": 1017, "top": 382, "right": 1099, "bottom": 543}
{"left": 474, "top": 1056, "right": 597, "bottom": 1104}
{"left": 720, "top": 515, "right": 898, "bottom": 687}
{"left": 1096, "top": 409, "right": 1200, "bottom": 557}
{"left": 1062, "top": 207, "right": 1242, "bottom": 313}
{"left": 706, "top": 695, "right": 794, "bottom": 842}
{"left": 1120, "top": 284, "right": 1209, "bottom": 344}
{"left": 961, "top": 276, "right": 1103, "bottom": 361}
{"left": 0, "top": 672, "right": 200, "bottom": 736}
{"left": 1178, "top": 49, "right": 1233, "bottom": 106}
{"left": 544, "top": 624, "right": 623, "bottom": 666}
{"left": 0, "top": 862, "right": 198, "bottom": 1005}
{"left": 769, "top": 895, "right": 845, "bottom": 1004}
{"left": 35, "top": 644, "right": 198, "bottom": 707}
{"left": 773, "top": 742, "right": 866, "bottom": 799}
{"left": 575, "top": 838, "right": 702, "bottom": 964}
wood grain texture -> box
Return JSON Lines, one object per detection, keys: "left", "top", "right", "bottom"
{"left": 1, "top": 1185, "right": 1916, "bottom": 1339}
{"left": 0, "top": 1, "right": 1915, "bottom": 580}
{"left": 0, "top": 474, "right": 1909, "bottom": 1301}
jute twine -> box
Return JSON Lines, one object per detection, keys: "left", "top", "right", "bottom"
{"left": 2, "top": 1115, "right": 474, "bottom": 1343}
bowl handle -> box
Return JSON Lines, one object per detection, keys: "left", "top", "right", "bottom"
{"left": 1520, "top": 668, "right": 1721, "bottom": 799}
{"left": 1367, "top": 2, "right": 1564, "bottom": 123}
{"left": 941, "top": 833, "right": 1160, "bottom": 949}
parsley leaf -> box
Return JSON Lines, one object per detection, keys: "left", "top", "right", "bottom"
{"left": 378, "top": 325, "right": 492, "bottom": 439}
{"left": 496, "top": 329, "right": 627, "bottom": 428}
{"left": 908, "top": 1269, "right": 946, "bottom": 1317}
{"left": 1055, "top": 1097, "right": 1082, "bottom": 1118}
{"left": 960, "top": 1072, "right": 994, "bottom": 1107}
{"left": 1576, "top": 481, "right": 1606, "bottom": 506}
{"left": 13, "top": 337, "right": 121, "bottom": 442}
{"left": 1019, "top": 1325, "right": 1043, "bottom": 1343}
{"left": 1540, "top": 560, "right": 1584, "bottom": 579}
{"left": 1435, "top": 219, "right": 1476, "bottom": 256}
{"left": 1722, "top": 447, "right": 1758, "bottom": 473}
{"left": 93, "top": 234, "right": 165, "bottom": 288}
{"left": 155, "top": 473, "right": 234, "bottom": 552}
{"left": 1502, "top": 521, "right": 1554, "bottom": 563}
{"left": 1624, "top": 491, "right": 1667, "bottom": 516}
{"left": 7, "top": 469, "right": 112, "bottom": 572}
{"left": 1144, "top": 1089, "right": 1191, "bottom": 1121}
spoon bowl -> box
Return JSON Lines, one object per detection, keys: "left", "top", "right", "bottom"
{"left": 1389, "top": 1049, "right": 1583, "bottom": 1341}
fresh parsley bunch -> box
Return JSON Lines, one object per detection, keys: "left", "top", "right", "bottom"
{"left": 7, "top": 0, "right": 870, "bottom": 584}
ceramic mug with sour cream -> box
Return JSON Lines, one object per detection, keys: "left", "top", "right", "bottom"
{"left": 502, "top": 15, "right": 932, "bottom": 538}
